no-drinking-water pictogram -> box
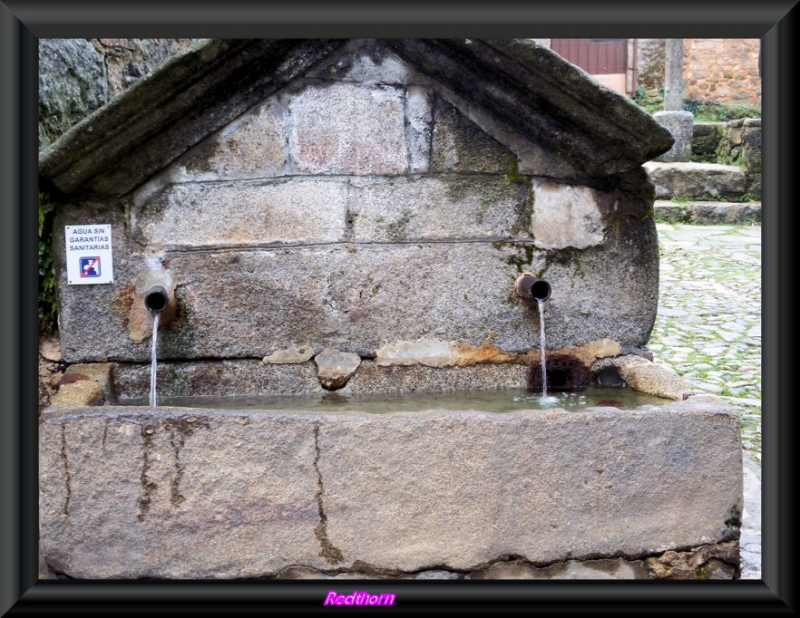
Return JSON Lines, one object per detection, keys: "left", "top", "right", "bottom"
{"left": 79, "top": 256, "right": 101, "bottom": 278}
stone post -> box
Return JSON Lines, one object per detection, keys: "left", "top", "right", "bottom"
{"left": 652, "top": 110, "right": 694, "bottom": 162}
{"left": 664, "top": 38, "right": 684, "bottom": 111}
{"left": 654, "top": 39, "right": 692, "bottom": 162}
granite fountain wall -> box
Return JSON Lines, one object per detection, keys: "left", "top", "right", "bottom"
{"left": 39, "top": 39, "right": 742, "bottom": 579}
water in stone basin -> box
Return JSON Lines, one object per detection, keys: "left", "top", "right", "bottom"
{"left": 116, "top": 386, "right": 671, "bottom": 413}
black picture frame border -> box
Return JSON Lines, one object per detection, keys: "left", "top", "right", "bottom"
{"left": 2, "top": 1, "right": 796, "bottom": 614}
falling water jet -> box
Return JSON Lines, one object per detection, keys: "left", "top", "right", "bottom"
{"left": 144, "top": 284, "right": 172, "bottom": 408}
{"left": 536, "top": 298, "right": 559, "bottom": 405}
{"left": 537, "top": 298, "right": 547, "bottom": 395}
{"left": 150, "top": 312, "right": 159, "bottom": 407}
{"left": 514, "top": 272, "right": 557, "bottom": 405}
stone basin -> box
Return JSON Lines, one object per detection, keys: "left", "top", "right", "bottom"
{"left": 39, "top": 397, "right": 742, "bottom": 579}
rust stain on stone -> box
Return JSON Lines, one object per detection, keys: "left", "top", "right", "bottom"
{"left": 164, "top": 416, "right": 210, "bottom": 509}
{"left": 59, "top": 373, "right": 90, "bottom": 385}
{"left": 453, "top": 331, "right": 519, "bottom": 366}
{"left": 115, "top": 282, "right": 135, "bottom": 331}
{"left": 167, "top": 295, "right": 188, "bottom": 333}
{"left": 168, "top": 426, "right": 187, "bottom": 508}
{"left": 137, "top": 424, "right": 158, "bottom": 522}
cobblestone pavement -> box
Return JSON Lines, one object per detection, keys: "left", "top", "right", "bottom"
{"left": 650, "top": 222, "right": 762, "bottom": 579}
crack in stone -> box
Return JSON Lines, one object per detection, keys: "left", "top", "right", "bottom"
{"left": 101, "top": 418, "right": 109, "bottom": 452}
{"left": 59, "top": 423, "right": 71, "bottom": 517}
{"left": 313, "top": 422, "right": 343, "bottom": 564}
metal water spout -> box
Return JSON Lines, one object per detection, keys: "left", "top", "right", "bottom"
{"left": 514, "top": 272, "right": 551, "bottom": 302}
{"left": 139, "top": 269, "right": 177, "bottom": 327}
{"left": 144, "top": 285, "right": 170, "bottom": 314}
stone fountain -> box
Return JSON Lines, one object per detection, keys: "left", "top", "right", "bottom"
{"left": 39, "top": 38, "right": 742, "bottom": 580}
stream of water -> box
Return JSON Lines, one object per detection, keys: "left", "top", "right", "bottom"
{"left": 537, "top": 298, "right": 559, "bottom": 406}
{"left": 149, "top": 312, "right": 159, "bottom": 407}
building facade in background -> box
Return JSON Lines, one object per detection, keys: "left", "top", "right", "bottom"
{"left": 542, "top": 38, "right": 761, "bottom": 107}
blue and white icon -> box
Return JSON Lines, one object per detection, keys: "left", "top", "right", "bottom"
{"left": 79, "top": 256, "right": 101, "bottom": 278}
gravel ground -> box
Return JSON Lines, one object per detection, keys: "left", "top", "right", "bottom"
{"left": 650, "top": 221, "right": 762, "bottom": 579}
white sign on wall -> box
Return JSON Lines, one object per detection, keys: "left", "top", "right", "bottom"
{"left": 65, "top": 224, "right": 114, "bottom": 285}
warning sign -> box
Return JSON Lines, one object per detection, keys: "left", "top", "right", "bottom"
{"left": 65, "top": 224, "right": 114, "bottom": 285}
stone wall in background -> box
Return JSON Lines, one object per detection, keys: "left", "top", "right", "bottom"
{"left": 39, "top": 38, "right": 198, "bottom": 150}
{"left": 635, "top": 39, "right": 760, "bottom": 108}
{"left": 693, "top": 119, "right": 762, "bottom": 197}
{"left": 635, "top": 38, "right": 666, "bottom": 95}
{"left": 683, "top": 39, "right": 761, "bottom": 107}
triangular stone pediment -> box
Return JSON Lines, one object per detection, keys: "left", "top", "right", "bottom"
{"left": 40, "top": 38, "right": 673, "bottom": 198}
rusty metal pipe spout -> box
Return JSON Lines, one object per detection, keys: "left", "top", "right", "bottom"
{"left": 144, "top": 285, "right": 170, "bottom": 313}
{"left": 514, "top": 272, "right": 551, "bottom": 302}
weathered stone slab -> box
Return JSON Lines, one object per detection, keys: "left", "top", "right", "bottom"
{"left": 39, "top": 400, "right": 742, "bottom": 578}
{"left": 374, "top": 337, "right": 516, "bottom": 368}
{"left": 39, "top": 410, "right": 321, "bottom": 578}
{"left": 48, "top": 363, "right": 114, "bottom": 406}
{"left": 692, "top": 122, "right": 724, "bottom": 160}
{"left": 644, "top": 162, "right": 746, "bottom": 199}
{"left": 691, "top": 202, "right": 761, "bottom": 224}
{"left": 48, "top": 379, "right": 105, "bottom": 407}
{"left": 173, "top": 101, "right": 288, "bottom": 180}
{"left": 403, "top": 86, "right": 432, "bottom": 174}
{"left": 290, "top": 83, "right": 408, "bottom": 175}
{"left": 57, "top": 225, "right": 659, "bottom": 364}
{"left": 349, "top": 175, "right": 529, "bottom": 242}
{"left": 615, "top": 355, "right": 693, "bottom": 400}
{"left": 262, "top": 345, "right": 315, "bottom": 365}
{"left": 111, "top": 359, "right": 531, "bottom": 401}
{"left": 342, "top": 361, "right": 529, "bottom": 395}
{"left": 531, "top": 180, "right": 607, "bottom": 249}
{"left": 112, "top": 360, "right": 324, "bottom": 400}
{"left": 430, "top": 96, "right": 517, "bottom": 174}
{"left": 469, "top": 557, "right": 650, "bottom": 579}
{"left": 653, "top": 200, "right": 762, "bottom": 225}
{"left": 135, "top": 179, "right": 348, "bottom": 248}
{"left": 653, "top": 111, "right": 694, "bottom": 162}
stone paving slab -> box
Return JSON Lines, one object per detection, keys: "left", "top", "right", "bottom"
{"left": 651, "top": 222, "right": 762, "bottom": 579}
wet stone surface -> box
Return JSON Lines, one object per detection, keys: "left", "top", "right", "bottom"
{"left": 650, "top": 222, "right": 761, "bottom": 579}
